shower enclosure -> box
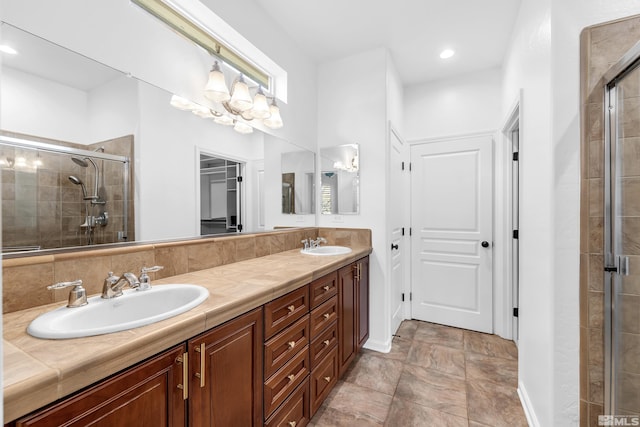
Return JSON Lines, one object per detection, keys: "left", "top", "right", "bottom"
{"left": 603, "top": 41, "right": 640, "bottom": 417}
{"left": 0, "top": 134, "right": 131, "bottom": 252}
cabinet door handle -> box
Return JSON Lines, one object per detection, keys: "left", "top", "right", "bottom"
{"left": 194, "top": 342, "right": 205, "bottom": 388}
{"left": 288, "top": 341, "right": 296, "bottom": 349}
{"left": 324, "top": 376, "right": 331, "bottom": 383}
{"left": 287, "top": 304, "right": 295, "bottom": 313}
{"left": 323, "top": 285, "right": 330, "bottom": 291}
{"left": 176, "top": 352, "right": 189, "bottom": 400}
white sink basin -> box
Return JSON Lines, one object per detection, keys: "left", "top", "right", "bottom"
{"left": 27, "top": 284, "right": 209, "bottom": 339}
{"left": 301, "top": 246, "right": 352, "bottom": 256}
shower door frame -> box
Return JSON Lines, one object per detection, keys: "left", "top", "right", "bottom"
{"left": 0, "top": 134, "right": 131, "bottom": 244}
{"left": 602, "top": 40, "right": 640, "bottom": 416}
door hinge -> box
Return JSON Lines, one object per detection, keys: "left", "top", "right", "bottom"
{"left": 410, "top": 292, "right": 412, "bottom": 301}
{"left": 401, "top": 161, "right": 405, "bottom": 171}
{"left": 513, "top": 152, "right": 519, "bottom": 161}
{"left": 513, "top": 230, "right": 519, "bottom": 239}
{"left": 237, "top": 176, "right": 243, "bottom": 182}
{"left": 237, "top": 224, "right": 243, "bottom": 232}
{"left": 513, "top": 307, "right": 519, "bottom": 317}
{"left": 401, "top": 227, "right": 405, "bottom": 236}
{"left": 402, "top": 293, "right": 405, "bottom": 302}
{"left": 409, "top": 228, "right": 412, "bottom": 236}
{"left": 409, "top": 162, "right": 412, "bottom": 171}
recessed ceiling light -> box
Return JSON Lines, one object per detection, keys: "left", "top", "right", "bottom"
{"left": 440, "top": 49, "right": 455, "bottom": 59}
{"left": 0, "top": 45, "right": 18, "bottom": 55}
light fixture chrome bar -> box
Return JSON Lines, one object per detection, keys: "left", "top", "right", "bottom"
{"left": 131, "top": 0, "right": 270, "bottom": 88}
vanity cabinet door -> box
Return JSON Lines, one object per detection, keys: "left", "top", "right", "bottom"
{"left": 188, "top": 307, "right": 263, "bottom": 427}
{"left": 13, "top": 345, "right": 187, "bottom": 427}
{"left": 357, "top": 256, "right": 370, "bottom": 350}
{"left": 337, "top": 262, "right": 357, "bottom": 377}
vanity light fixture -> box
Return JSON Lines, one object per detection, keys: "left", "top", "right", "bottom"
{"left": 204, "top": 61, "right": 230, "bottom": 102}
{"left": 233, "top": 120, "right": 253, "bottom": 134}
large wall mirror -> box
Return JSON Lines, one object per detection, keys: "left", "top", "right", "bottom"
{"left": 320, "top": 144, "right": 360, "bottom": 215}
{"left": 0, "top": 21, "right": 316, "bottom": 255}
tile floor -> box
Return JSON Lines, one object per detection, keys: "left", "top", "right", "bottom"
{"left": 309, "top": 320, "right": 528, "bottom": 427}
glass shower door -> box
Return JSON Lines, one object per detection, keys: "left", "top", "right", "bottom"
{"left": 605, "top": 55, "right": 640, "bottom": 418}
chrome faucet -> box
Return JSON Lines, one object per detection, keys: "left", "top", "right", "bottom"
{"left": 47, "top": 279, "right": 87, "bottom": 308}
{"left": 301, "top": 239, "right": 310, "bottom": 250}
{"left": 101, "top": 272, "right": 140, "bottom": 299}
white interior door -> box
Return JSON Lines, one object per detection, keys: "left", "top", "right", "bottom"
{"left": 389, "top": 128, "right": 407, "bottom": 335}
{"left": 410, "top": 134, "right": 493, "bottom": 333}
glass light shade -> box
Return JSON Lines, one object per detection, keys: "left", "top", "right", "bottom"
{"left": 233, "top": 120, "right": 253, "bottom": 134}
{"left": 263, "top": 100, "right": 283, "bottom": 129}
{"left": 170, "top": 94, "right": 196, "bottom": 111}
{"left": 229, "top": 75, "right": 253, "bottom": 112}
{"left": 192, "top": 106, "right": 215, "bottom": 118}
{"left": 250, "top": 88, "right": 271, "bottom": 119}
{"left": 204, "top": 62, "right": 230, "bottom": 102}
{"left": 214, "top": 115, "right": 234, "bottom": 126}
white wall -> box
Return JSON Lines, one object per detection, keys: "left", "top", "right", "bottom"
{"left": 88, "top": 76, "right": 138, "bottom": 144}
{"left": 318, "top": 48, "right": 391, "bottom": 351}
{"left": 502, "top": 1, "right": 640, "bottom": 426}
{"left": 404, "top": 67, "right": 502, "bottom": 140}
{"left": 1, "top": 67, "right": 89, "bottom": 143}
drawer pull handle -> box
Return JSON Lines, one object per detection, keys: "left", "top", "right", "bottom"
{"left": 176, "top": 352, "right": 189, "bottom": 400}
{"left": 323, "top": 285, "right": 330, "bottom": 291}
{"left": 287, "top": 374, "right": 295, "bottom": 382}
{"left": 323, "top": 313, "right": 330, "bottom": 320}
{"left": 323, "top": 339, "right": 330, "bottom": 347}
{"left": 288, "top": 422, "right": 297, "bottom": 427}
{"left": 324, "top": 376, "right": 331, "bottom": 382}
{"left": 194, "top": 342, "right": 205, "bottom": 388}
{"left": 288, "top": 341, "right": 296, "bottom": 349}
{"left": 287, "top": 305, "right": 295, "bottom": 313}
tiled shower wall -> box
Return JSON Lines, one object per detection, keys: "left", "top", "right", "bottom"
{"left": 1, "top": 131, "right": 135, "bottom": 250}
{"left": 580, "top": 14, "right": 640, "bottom": 426}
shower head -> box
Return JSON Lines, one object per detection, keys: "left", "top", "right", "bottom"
{"left": 70, "top": 156, "right": 99, "bottom": 201}
{"left": 68, "top": 175, "right": 88, "bottom": 200}
{"left": 71, "top": 156, "right": 89, "bottom": 168}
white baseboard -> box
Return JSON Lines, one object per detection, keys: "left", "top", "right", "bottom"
{"left": 518, "top": 380, "right": 539, "bottom": 427}
{"left": 362, "top": 338, "right": 392, "bottom": 353}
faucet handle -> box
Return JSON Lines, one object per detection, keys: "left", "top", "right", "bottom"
{"left": 47, "top": 280, "right": 87, "bottom": 308}
{"left": 301, "top": 239, "right": 309, "bottom": 250}
{"left": 138, "top": 265, "right": 164, "bottom": 291}
{"left": 141, "top": 265, "right": 164, "bottom": 274}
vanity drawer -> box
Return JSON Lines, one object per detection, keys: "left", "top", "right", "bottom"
{"left": 309, "top": 296, "right": 338, "bottom": 338}
{"left": 265, "top": 286, "right": 310, "bottom": 340}
{"left": 309, "top": 320, "right": 338, "bottom": 370}
{"left": 265, "top": 315, "right": 310, "bottom": 379}
{"left": 264, "top": 346, "right": 310, "bottom": 418}
{"left": 264, "top": 378, "right": 310, "bottom": 427}
{"left": 310, "top": 346, "right": 338, "bottom": 417}
{"left": 309, "top": 272, "right": 337, "bottom": 309}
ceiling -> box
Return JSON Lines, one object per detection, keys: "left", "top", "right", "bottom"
{"left": 255, "top": 0, "right": 522, "bottom": 86}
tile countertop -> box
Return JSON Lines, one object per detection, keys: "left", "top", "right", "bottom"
{"left": 3, "top": 245, "right": 372, "bottom": 423}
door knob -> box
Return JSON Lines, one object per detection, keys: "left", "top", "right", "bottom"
{"left": 391, "top": 243, "right": 399, "bottom": 250}
{"left": 481, "top": 241, "right": 490, "bottom": 248}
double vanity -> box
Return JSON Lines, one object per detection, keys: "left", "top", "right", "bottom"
{"left": 2, "top": 227, "right": 371, "bottom": 426}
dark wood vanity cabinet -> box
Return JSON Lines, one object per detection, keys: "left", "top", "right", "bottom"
{"left": 9, "top": 256, "right": 369, "bottom": 427}
{"left": 338, "top": 257, "right": 370, "bottom": 377}
{"left": 188, "top": 307, "right": 263, "bottom": 427}
{"left": 12, "top": 345, "right": 187, "bottom": 427}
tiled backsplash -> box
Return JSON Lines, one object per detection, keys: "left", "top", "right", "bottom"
{"left": 2, "top": 227, "right": 371, "bottom": 314}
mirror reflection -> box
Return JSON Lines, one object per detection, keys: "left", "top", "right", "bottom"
{"left": 0, "top": 22, "right": 315, "bottom": 254}
{"left": 320, "top": 144, "right": 360, "bottom": 215}
{"left": 281, "top": 151, "right": 315, "bottom": 215}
